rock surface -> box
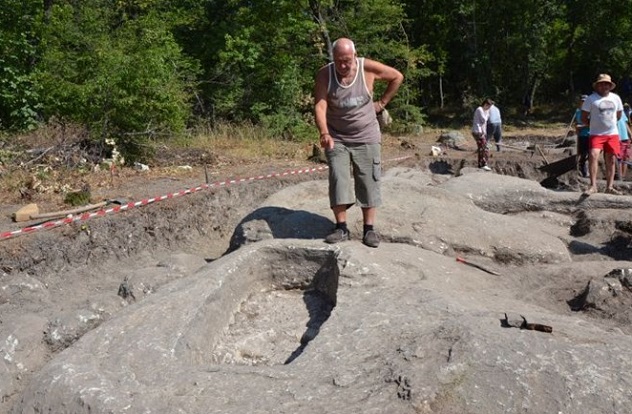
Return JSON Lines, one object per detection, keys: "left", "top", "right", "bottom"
{"left": 9, "top": 168, "right": 632, "bottom": 414}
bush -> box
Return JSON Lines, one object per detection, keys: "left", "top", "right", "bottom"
{"left": 388, "top": 103, "right": 426, "bottom": 135}
{"left": 33, "top": 5, "right": 198, "bottom": 164}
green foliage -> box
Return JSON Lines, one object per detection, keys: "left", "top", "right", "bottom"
{"left": 202, "top": 0, "right": 319, "bottom": 134}
{"left": 0, "top": 66, "right": 40, "bottom": 130}
{"left": 208, "top": 1, "right": 323, "bottom": 139}
{"left": 64, "top": 190, "right": 91, "bottom": 207}
{"left": 0, "top": 0, "right": 42, "bottom": 130}
{"left": 311, "top": 0, "right": 431, "bottom": 127}
{"left": 0, "top": 148, "right": 21, "bottom": 165}
{"left": 258, "top": 111, "right": 316, "bottom": 142}
{"left": 389, "top": 103, "right": 426, "bottom": 134}
{"left": 7, "top": 0, "right": 632, "bottom": 151}
{"left": 32, "top": 2, "right": 199, "bottom": 163}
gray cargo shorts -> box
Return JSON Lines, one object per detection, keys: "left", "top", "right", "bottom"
{"left": 325, "top": 142, "right": 382, "bottom": 208}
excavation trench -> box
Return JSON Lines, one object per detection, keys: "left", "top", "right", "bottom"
{"left": 209, "top": 246, "right": 339, "bottom": 366}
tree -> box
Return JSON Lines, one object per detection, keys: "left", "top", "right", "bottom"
{"left": 0, "top": 0, "right": 42, "bottom": 130}
{"left": 311, "top": 0, "right": 432, "bottom": 129}
{"left": 346, "top": 0, "right": 431, "bottom": 106}
{"left": 33, "top": 0, "right": 199, "bottom": 162}
{"left": 190, "top": 0, "right": 321, "bottom": 138}
{"left": 9, "top": 0, "right": 632, "bottom": 142}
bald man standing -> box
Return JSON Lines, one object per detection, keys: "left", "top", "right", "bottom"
{"left": 314, "top": 38, "right": 403, "bottom": 248}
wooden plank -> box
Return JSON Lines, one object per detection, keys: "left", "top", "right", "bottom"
{"left": 538, "top": 155, "right": 576, "bottom": 177}
{"left": 12, "top": 201, "right": 108, "bottom": 222}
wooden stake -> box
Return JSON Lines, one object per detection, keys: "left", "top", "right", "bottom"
{"left": 535, "top": 144, "right": 549, "bottom": 165}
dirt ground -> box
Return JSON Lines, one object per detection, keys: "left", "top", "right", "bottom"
{"left": 0, "top": 125, "right": 579, "bottom": 261}
{"left": 1, "top": 124, "right": 602, "bottom": 411}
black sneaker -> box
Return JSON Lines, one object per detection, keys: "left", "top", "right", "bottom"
{"left": 325, "top": 228, "right": 349, "bottom": 244}
{"left": 362, "top": 230, "right": 380, "bottom": 248}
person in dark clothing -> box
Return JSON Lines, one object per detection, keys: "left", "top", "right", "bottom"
{"left": 573, "top": 95, "right": 590, "bottom": 177}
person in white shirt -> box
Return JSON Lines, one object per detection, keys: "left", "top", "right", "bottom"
{"left": 471, "top": 98, "right": 493, "bottom": 171}
{"left": 486, "top": 103, "right": 502, "bottom": 151}
{"left": 581, "top": 74, "right": 624, "bottom": 195}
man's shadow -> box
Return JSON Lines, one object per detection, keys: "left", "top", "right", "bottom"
{"left": 224, "top": 206, "right": 333, "bottom": 255}
{"left": 284, "top": 255, "right": 339, "bottom": 365}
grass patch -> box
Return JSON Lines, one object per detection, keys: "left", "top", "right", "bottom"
{"left": 181, "top": 122, "right": 310, "bottom": 162}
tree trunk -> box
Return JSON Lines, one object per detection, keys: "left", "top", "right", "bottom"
{"left": 44, "top": 0, "right": 54, "bottom": 22}
{"left": 309, "top": 1, "right": 332, "bottom": 60}
{"left": 439, "top": 75, "right": 444, "bottom": 109}
{"left": 523, "top": 76, "right": 539, "bottom": 117}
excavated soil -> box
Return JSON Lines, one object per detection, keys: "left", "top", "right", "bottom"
{"left": 1, "top": 130, "right": 578, "bottom": 269}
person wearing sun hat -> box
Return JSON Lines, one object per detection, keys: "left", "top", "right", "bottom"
{"left": 581, "top": 73, "right": 624, "bottom": 195}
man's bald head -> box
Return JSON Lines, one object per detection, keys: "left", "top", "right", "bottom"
{"left": 332, "top": 38, "right": 356, "bottom": 55}
{"left": 331, "top": 38, "right": 357, "bottom": 78}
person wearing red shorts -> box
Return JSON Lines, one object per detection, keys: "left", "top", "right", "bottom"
{"left": 581, "top": 74, "right": 624, "bottom": 195}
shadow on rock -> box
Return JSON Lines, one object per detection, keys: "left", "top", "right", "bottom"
{"left": 568, "top": 236, "right": 632, "bottom": 261}
{"left": 428, "top": 159, "right": 453, "bottom": 175}
{"left": 285, "top": 250, "right": 339, "bottom": 364}
{"left": 226, "top": 206, "right": 332, "bottom": 254}
{"left": 284, "top": 289, "right": 335, "bottom": 364}
{"left": 567, "top": 269, "right": 632, "bottom": 327}
{"left": 567, "top": 240, "right": 604, "bottom": 256}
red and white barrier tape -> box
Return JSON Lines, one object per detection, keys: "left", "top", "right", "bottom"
{"left": 0, "top": 156, "right": 412, "bottom": 241}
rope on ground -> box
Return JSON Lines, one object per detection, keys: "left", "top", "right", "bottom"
{"left": 0, "top": 155, "right": 413, "bottom": 241}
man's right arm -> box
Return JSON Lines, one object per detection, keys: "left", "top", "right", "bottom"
{"left": 314, "top": 66, "right": 333, "bottom": 149}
